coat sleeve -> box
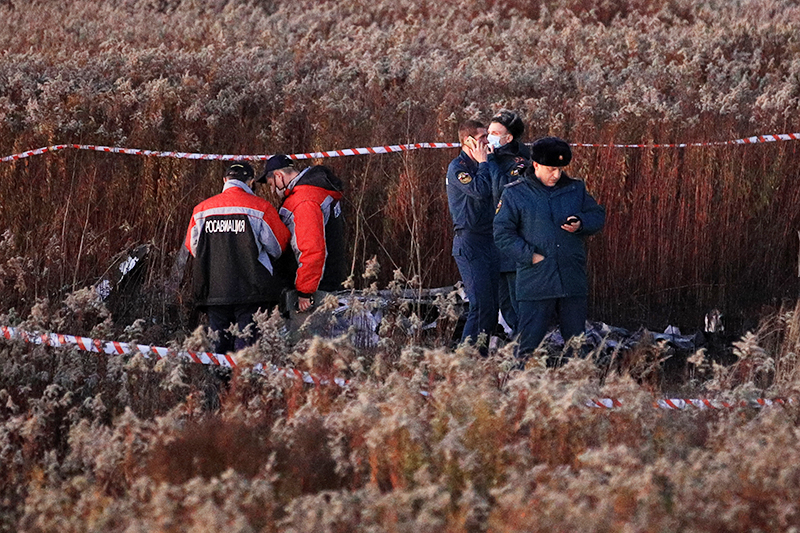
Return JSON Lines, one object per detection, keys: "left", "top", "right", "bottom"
{"left": 259, "top": 204, "right": 291, "bottom": 258}
{"left": 185, "top": 209, "right": 200, "bottom": 257}
{"left": 493, "top": 189, "right": 535, "bottom": 265}
{"left": 290, "top": 199, "right": 327, "bottom": 296}
{"left": 446, "top": 160, "right": 492, "bottom": 200}
{"left": 575, "top": 183, "right": 605, "bottom": 236}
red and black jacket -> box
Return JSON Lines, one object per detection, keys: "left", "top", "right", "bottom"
{"left": 185, "top": 180, "right": 290, "bottom": 306}
{"left": 277, "top": 166, "right": 347, "bottom": 297}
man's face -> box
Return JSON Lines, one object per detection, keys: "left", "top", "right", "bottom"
{"left": 487, "top": 123, "right": 511, "bottom": 146}
{"left": 463, "top": 128, "right": 488, "bottom": 158}
{"left": 533, "top": 162, "right": 563, "bottom": 187}
{"left": 266, "top": 171, "right": 282, "bottom": 196}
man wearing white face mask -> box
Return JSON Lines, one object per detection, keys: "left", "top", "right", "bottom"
{"left": 259, "top": 155, "right": 347, "bottom": 312}
{"left": 486, "top": 110, "right": 530, "bottom": 338}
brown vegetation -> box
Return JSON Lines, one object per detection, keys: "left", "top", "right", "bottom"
{"left": 3, "top": 1, "right": 800, "bottom": 528}
{"left": 2, "top": 287, "right": 800, "bottom": 531}
{"left": 1, "top": 0, "right": 800, "bottom": 332}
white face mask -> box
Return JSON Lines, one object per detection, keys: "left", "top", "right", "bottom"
{"left": 270, "top": 171, "right": 288, "bottom": 198}
{"left": 487, "top": 134, "right": 506, "bottom": 149}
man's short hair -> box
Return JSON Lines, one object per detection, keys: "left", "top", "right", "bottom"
{"left": 458, "top": 120, "right": 485, "bottom": 144}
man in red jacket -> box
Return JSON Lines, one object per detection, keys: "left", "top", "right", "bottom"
{"left": 259, "top": 155, "right": 347, "bottom": 312}
{"left": 185, "top": 162, "right": 291, "bottom": 352}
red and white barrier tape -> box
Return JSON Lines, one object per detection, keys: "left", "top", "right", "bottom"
{"left": 2, "top": 133, "right": 800, "bottom": 163}
{"left": 0, "top": 142, "right": 460, "bottom": 163}
{"left": 586, "top": 397, "right": 794, "bottom": 410}
{"left": 572, "top": 133, "right": 800, "bottom": 149}
{"left": 0, "top": 325, "right": 348, "bottom": 387}
{"left": 0, "top": 324, "right": 234, "bottom": 365}
{"left": 1, "top": 324, "right": 793, "bottom": 407}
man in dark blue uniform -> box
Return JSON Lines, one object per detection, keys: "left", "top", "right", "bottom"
{"left": 493, "top": 137, "right": 605, "bottom": 361}
{"left": 486, "top": 110, "right": 530, "bottom": 336}
{"left": 447, "top": 120, "right": 499, "bottom": 352}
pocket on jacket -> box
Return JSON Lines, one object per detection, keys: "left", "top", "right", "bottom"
{"left": 452, "top": 241, "right": 471, "bottom": 259}
{"left": 452, "top": 234, "right": 482, "bottom": 261}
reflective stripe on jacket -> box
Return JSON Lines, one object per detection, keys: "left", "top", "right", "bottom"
{"left": 278, "top": 166, "right": 347, "bottom": 297}
{"left": 185, "top": 180, "right": 290, "bottom": 306}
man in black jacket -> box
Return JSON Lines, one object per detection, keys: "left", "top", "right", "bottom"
{"left": 486, "top": 110, "right": 530, "bottom": 336}
{"left": 185, "top": 162, "right": 291, "bottom": 353}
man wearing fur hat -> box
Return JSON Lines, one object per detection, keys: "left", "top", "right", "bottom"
{"left": 486, "top": 110, "right": 531, "bottom": 336}
{"left": 493, "top": 137, "right": 605, "bottom": 361}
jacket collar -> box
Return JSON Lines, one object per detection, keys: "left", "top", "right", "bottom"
{"left": 458, "top": 150, "right": 479, "bottom": 172}
{"left": 283, "top": 168, "right": 309, "bottom": 197}
{"left": 494, "top": 139, "right": 524, "bottom": 158}
{"left": 222, "top": 179, "right": 254, "bottom": 195}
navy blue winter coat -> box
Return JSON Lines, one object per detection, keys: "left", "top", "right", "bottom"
{"left": 487, "top": 140, "right": 531, "bottom": 207}
{"left": 446, "top": 151, "right": 494, "bottom": 236}
{"left": 493, "top": 172, "right": 605, "bottom": 301}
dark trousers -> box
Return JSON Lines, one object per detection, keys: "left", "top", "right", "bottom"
{"left": 498, "top": 271, "right": 518, "bottom": 334}
{"left": 206, "top": 303, "right": 274, "bottom": 354}
{"left": 517, "top": 296, "right": 587, "bottom": 358}
{"left": 453, "top": 232, "right": 500, "bottom": 351}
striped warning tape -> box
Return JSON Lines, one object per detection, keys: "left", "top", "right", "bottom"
{"left": 0, "top": 324, "right": 233, "bottom": 365}
{"left": 586, "top": 397, "right": 794, "bottom": 409}
{"left": 0, "top": 325, "right": 348, "bottom": 388}
{"left": 2, "top": 133, "right": 800, "bottom": 163}
{"left": 1, "top": 325, "right": 790, "bottom": 409}
{"left": 0, "top": 142, "right": 461, "bottom": 163}
{"left": 572, "top": 133, "right": 800, "bottom": 149}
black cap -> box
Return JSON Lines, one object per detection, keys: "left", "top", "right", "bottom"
{"left": 224, "top": 162, "right": 254, "bottom": 181}
{"left": 530, "top": 137, "right": 572, "bottom": 167}
{"left": 490, "top": 110, "right": 525, "bottom": 139}
{"left": 257, "top": 154, "right": 294, "bottom": 183}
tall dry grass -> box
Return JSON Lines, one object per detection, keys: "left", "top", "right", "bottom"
{"left": 1, "top": 285, "right": 800, "bottom": 531}
{"left": 6, "top": 5, "right": 800, "bottom": 530}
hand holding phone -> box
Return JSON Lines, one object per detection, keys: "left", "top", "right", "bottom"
{"left": 561, "top": 215, "right": 581, "bottom": 233}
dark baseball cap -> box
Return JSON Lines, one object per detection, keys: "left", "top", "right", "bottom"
{"left": 257, "top": 154, "right": 294, "bottom": 183}
{"left": 530, "top": 137, "right": 572, "bottom": 167}
{"left": 224, "top": 162, "right": 255, "bottom": 181}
